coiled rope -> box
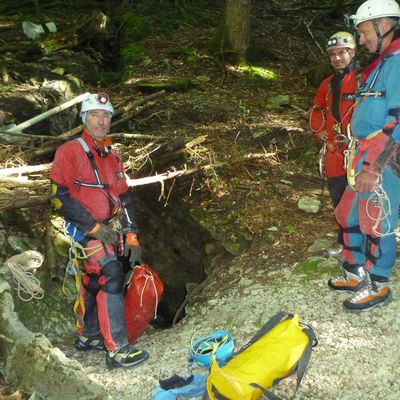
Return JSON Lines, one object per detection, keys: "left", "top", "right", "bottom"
{"left": 5, "top": 250, "right": 44, "bottom": 301}
{"left": 366, "top": 184, "right": 394, "bottom": 238}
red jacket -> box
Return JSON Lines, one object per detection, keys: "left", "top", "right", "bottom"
{"left": 50, "top": 130, "right": 138, "bottom": 234}
{"left": 309, "top": 66, "right": 359, "bottom": 177}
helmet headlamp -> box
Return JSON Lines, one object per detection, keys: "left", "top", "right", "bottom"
{"left": 96, "top": 92, "right": 109, "bottom": 105}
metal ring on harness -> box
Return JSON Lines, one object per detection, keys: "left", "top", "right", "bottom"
{"left": 318, "top": 142, "right": 327, "bottom": 178}
{"left": 346, "top": 137, "right": 357, "bottom": 188}
{"left": 333, "top": 134, "right": 349, "bottom": 146}
{"left": 189, "top": 330, "right": 234, "bottom": 369}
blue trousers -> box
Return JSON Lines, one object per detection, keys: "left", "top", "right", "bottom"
{"left": 335, "top": 167, "right": 400, "bottom": 278}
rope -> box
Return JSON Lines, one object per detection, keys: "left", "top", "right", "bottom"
{"left": 309, "top": 106, "right": 326, "bottom": 133}
{"left": 61, "top": 236, "right": 104, "bottom": 329}
{"left": 366, "top": 184, "right": 395, "bottom": 237}
{"left": 5, "top": 250, "right": 44, "bottom": 301}
{"left": 309, "top": 102, "right": 356, "bottom": 136}
{"left": 136, "top": 266, "right": 159, "bottom": 318}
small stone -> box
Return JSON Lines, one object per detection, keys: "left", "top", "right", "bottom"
{"left": 298, "top": 196, "right": 321, "bottom": 213}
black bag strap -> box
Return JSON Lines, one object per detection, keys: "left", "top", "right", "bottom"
{"left": 210, "top": 384, "right": 231, "bottom": 400}
{"left": 250, "top": 317, "right": 318, "bottom": 400}
{"left": 250, "top": 383, "right": 282, "bottom": 400}
{"left": 290, "top": 325, "right": 317, "bottom": 400}
{"left": 234, "top": 312, "right": 293, "bottom": 357}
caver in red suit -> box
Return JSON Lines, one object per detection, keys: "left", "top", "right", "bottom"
{"left": 309, "top": 32, "right": 361, "bottom": 247}
{"left": 50, "top": 93, "right": 148, "bottom": 368}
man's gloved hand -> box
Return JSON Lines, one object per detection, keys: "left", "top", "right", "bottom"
{"left": 87, "top": 223, "right": 116, "bottom": 244}
{"left": 124, "top": 232, "right": 143, "bottom": 266}
{"left": 355, "top": 170, "right": 380, "bottom": 193}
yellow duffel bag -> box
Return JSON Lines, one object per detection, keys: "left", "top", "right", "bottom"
{"left": 207, "top": 312, "right": 317, "bottom": 400}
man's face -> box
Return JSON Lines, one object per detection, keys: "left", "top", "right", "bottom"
{"left": 327, "top": 47, "right": 355, "bottom": 71}
{"left": 357, "top": 19, "right": 392, "bottom": 54}
{"left": 85, "top": 109, "right": 111, "bottom": 141}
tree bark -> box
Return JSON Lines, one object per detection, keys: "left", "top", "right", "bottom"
{"left": 224, "top": 0, "right": 251, "bottom": 64}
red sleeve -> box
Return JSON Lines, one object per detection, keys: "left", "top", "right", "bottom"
{"left": 49, "top": 142, "right": 79, "bottom": 188}
{"left": 49, "top": 142, "right": 98, "bottom": 233}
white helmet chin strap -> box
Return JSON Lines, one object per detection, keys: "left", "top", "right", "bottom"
{"left": 373, "top": 19, "right": 396, "bottom": 54}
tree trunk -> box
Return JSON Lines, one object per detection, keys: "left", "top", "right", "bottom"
{"left": 224, "top": 0, "right": 251, "bottom": 64}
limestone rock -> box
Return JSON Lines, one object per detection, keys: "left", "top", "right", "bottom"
{"left": 298, "top": 196, "right": 321, "bottom": 213}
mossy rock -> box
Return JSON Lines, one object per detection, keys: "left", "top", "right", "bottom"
{"left": 293, "top": 256, "right": 340, "bottom": 280}
{"left": 133, "top": 78, "right": 196, "bottom": 92}
{"left": 119, "top": 11, "right": 150, "bottom": 41}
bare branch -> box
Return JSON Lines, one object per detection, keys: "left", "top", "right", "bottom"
{"left": 303, "top": 19, "right": 324, "bottom": 55}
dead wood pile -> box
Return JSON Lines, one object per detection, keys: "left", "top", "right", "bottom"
{"left": 0, "top": 90, "right": 212, "bottom": 212}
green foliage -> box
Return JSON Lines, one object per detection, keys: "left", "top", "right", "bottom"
{"left": 206, "top": 25, "right": 225, "bottom": 58}
{"left": 300, "top": 147, "right": 320, "bottom": 169}
{"left": 263, "top": 231, "right": 276, "bottom": 244}
{"left": 285, "top": 225, "right": 296, "bottom": 234}
{"left": 185, "top": 52, "right": 199, "bottom": 66}
{"left": 42, "top": 34, "right": 78, "bottom": 53}
{"left": 237, "top": 65, "right": 276, "bottom": 80}
{"left": 120, "top": 11, "right": 150, "bottom": 41}
{"left": 293, "top": 257, "right": 339, "bottom": 281}
{"left": 231, "top": 242, "right": 241, "bottom": 250}
{"left": 238, "top": 99, "right": 250, "bottom": 122}
{"left": 0, "top": 84, "right": 14, "bottom": 95}
{"left": 155, "top": 0, "right": 211, "bottom": 33}
{"left": 94, "top": 71, "right": 121, "bottom": 86}
{"left": 155, "top": 9, "right": 187, "bottom": 34}
{"left": 117, "top": 12, "right": 150, "bottom": 67}
{"left": 120, "top": 42, "right": 144, "bottom": 63}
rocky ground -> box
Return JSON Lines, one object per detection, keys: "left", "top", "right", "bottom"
{"left": 58, "top": 241, "right": 400, "bottom": 400}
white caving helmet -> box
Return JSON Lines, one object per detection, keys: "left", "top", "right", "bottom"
{"left": 80, "top": 92, "right": 114, "bottom": 124}
{"left": 347, "top": 0, "right": 400, "bottom": 54}
{"left": 326, "top": 31, "right": 356, "bottom": 50}
{"left": 352, "top": 0, "right": 400, "bottom": 27}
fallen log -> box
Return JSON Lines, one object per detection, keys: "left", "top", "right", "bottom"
{"left": 0, "top": 163, "right": 52, "bottom": 177}
{"left": 5, "top": 93, "right": 90, "bottom": 134}
{"left": 27, "top": 125, "right": 84, "bottom": 160}
{"left": 119, "top": 90, "right": 166, "bottom": 114}
{"left": 0, "top": 134, "right": 210, "bottom": 212}
{"left": 111, "top": 101, "right": 159, "bottom": 128}
{"left": 0, "top": 164, "right": 219, "bottom": 212}
{"left": 108, "top": 132, "right": 164, "bottom": 141}
{"left": 0, "top": 129, "right": 55, "bottom": 141}
{"left": 1, "top": 194, "right": 49, "bottom": 211}
{"left": 132, "top": 79, "right": 194, "bottom": 93}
